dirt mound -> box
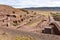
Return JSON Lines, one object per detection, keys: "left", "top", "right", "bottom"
{"left": 0, "top": 5, "right": 60, "bottom": 40}
{"left": 0, "top": 5, "right": 50, "bottom": 32}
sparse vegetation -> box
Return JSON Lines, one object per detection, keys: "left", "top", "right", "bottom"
{"left": 14, "top": 35, "right": 35, "bottom": 40}
{"left": 13, "top": 21, "right": 18, "bottom": 26}
{"left": 12, "top": 15, "right": 16, "bottom": 18}
{"left": 51, "top": 12, "right": 60, "bottom": 21}
{"left": 20, "top": 9, "right": 29, "bottom": 14}
{"left": 20, "top": 15, "right": 22, "bottom": 17}
{"left": 12, "top": 11, "right": 15, "bottom": 14}
{"left": 6, "top": 15, "right": 10, "bottom": 17}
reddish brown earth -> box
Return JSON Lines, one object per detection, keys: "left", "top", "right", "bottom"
{"left": 0, "top": 4, "right": 60, "bottom": 40}
{"left": 0, "top": 5, "right": 50, "bottom": 32}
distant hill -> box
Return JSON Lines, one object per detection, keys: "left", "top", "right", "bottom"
{"left": 24, "top": 7, "right": 60, "bottom": 11}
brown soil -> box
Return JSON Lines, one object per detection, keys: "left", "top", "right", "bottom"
{"left": 0, "top": 4, "right": 60, "bottom": 40}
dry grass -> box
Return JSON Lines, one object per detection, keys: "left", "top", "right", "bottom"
{"left": 13, "top": 35, "right": 35, "bottom": 40}
{"left": 51, "top": 12, "right": 60, "bottom": 21}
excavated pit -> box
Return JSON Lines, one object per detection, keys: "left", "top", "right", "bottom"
{"left": 42, "top": 23, "right": 60, "bottom": 35}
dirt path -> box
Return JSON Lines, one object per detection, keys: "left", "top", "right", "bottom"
{"left": 0, "top": 27, "right": 60, "bottom": 40}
